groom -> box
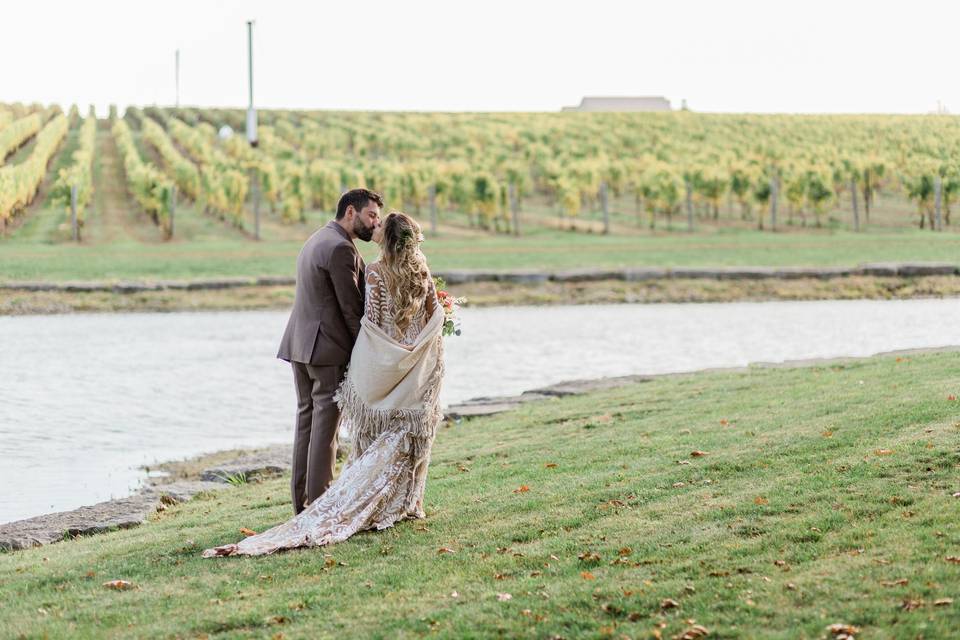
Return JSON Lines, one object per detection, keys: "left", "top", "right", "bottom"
{"left": 277, "top": 188, "right": 383, "bottom": 514}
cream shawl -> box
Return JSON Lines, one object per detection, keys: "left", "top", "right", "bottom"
{"left": 335, "top": 305, "right": 445, "bottom": 464}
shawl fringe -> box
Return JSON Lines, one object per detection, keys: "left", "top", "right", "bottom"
{"left": 335, "top": 376, "right": 442, "bottom": 466}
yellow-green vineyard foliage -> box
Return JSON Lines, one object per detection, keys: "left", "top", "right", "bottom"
{"left": 51, "top": 109, "right": 97, "bottom": 223}
{"left": 112, "top": 117, "right": 174, "bottom": 235}
{"left": 141, "top": 116, "right": 201, "bottom": 201}
{"left": 0, "top": 113, "right": 44, "bottom": 163}
{"left": 0, "top": 113, "right": 68, "bottom": 224}
{"left": 166, "top": 118, "right": 247, "bottom": 227}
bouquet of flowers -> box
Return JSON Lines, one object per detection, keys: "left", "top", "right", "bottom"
{"left": 433, "top": 277, "right": 466, "bottom": 337}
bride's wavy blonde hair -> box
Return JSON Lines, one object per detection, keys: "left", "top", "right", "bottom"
{"left": 380, "top": 212, "right": 430, "bottom": 333}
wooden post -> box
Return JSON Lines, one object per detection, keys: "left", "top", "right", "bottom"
{"left": 769, "top": 174, "right": 778, "bottom": 231}
{"left": 934, "top": 175, "right": 943, "bottom": 231}
{"left": 168, "top": 186, "right": 177, "bottom": 240}
{"left": 70, "top": 184, "right": 79, "bottom": 242}
{"left": 599, "top": 181, "right": 610, "bottom": 234}
{"left": 850, "top": 179, "right": 860, "bottom": 232}
{"left": 428, "top": 183, "right": 437, "bottom": 236}
{"left": 251, "top": 168, "right": 261, "bottom": 240}
{"left": 684, "top": 178, "right": 694, "bottom": 232}
{"left": 509, "top": 182, "right": 520, "bottom": 236}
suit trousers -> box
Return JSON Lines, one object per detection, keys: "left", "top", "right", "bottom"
{"left": 290, "top": 362, "right": 347, "bottom": 514}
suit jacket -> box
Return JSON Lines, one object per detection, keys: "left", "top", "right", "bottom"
{"left": 277, "top": 221, "right": 366, "bottom": 365}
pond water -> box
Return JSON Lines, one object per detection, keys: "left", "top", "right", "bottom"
{"left": 2, "top": 297, "right": 959, "bottom": 525}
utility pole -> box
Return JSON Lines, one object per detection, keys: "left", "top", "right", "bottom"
{"left": 246, "top": 20, "right": 260, "bottom": 240}
{"left": 175, "top": 49, "right": 180, "bottom": 107}
{"left": 246, "top": 21, "right": 258, "bottom": 148}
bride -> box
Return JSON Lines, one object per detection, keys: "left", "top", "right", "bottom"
{"left": 204, "top": 212, "right": 445, "bottom": 557}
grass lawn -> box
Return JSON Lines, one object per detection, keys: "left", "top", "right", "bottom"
{"left": 2, "top": 351, "right": 959, "bottom": 638}
{"left": 2, "top": 211, "right": 960, "bottom": 283}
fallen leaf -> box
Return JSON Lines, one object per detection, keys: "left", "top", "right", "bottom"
{"left": 674, "top": 624, "right": 710, "bottom": 640}
{"left": 719, "top": 419, "right": 729, "bottom": 426}
{"left": 677, "top": 460, "right": 691, "bottom": 465}
{"left": 545, "top": 463, "right": 558, "bottom": 468}
{"left": 901, "top": 599, "right": 923, "bottom": 611}
{"left": 618, "top": 547, "right": 632, "bottom": 556}
{"left": 827, "top": 623, "right": 860, "bottom": 638}
{"left": 266, "top": 615, "right": 289, "bottom": 625}
{"left": 660, "top": 598, "right": 680, "bottom": 609}
{"left": 949, "top": 395, "right": 957, "bottom": 401}
{"left": 945, "top": 556, "right": 960, "bottom": 564}
{"left": 520, "top": 608, "right": 532, "bottom": 616}
{"left": 450, "top": 591, "right": 459, "bottom": 598}
{"left": 601, "top": 603, "right": 623, "bottom": 615}
{"left": 822, "top": 430, "right": 834, "bottom": 438}
{"left": 437, "top": 547, "right": 456, "bottom": 554}
{"left": 529, "top": 570, "right": 542, "bottom": 577}
{"left": 672, "top": 482, "right": 686, "bottom": 488}
{"left": 581, "top": 571, "right": 596, "bottom": 580}
{"left": 578, "top": 551, "right": 601, "bottom": 563}
{"left": 513, "top": 485, "right": 530, "bottom": 494}
{"left": 875, "top": 449, "right": 894, "bottom": 456}
{"left": 102, "top": 580, "right": 134, "bottom": 590}
{"left": 690, "top": 450, "right": 708, "bottom": 457}
{"left": 754, "top": 496, "right": 769, "bottom": 506}
{"left": 880, "top": 579, "right": 908, "bottom": 587}
{"left": 240, "top": 527, "right": 257, "bottom": 537}
{"left": 934, "top": 598, "right": 953, "bottom": 606}
{"left": 786, "top": 583, "right": 797, "bottom": 590}
{"left": 496, "top": 592, "right": 512, "bottom": 601}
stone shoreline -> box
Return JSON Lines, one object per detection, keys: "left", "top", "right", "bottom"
{"left": 2, "top": 343, "right": 958, "bottom": 552}
{"left": 1, "top": 261, "right": 958, "bottom": 293}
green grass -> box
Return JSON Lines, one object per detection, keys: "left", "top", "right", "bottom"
{"left": 2, "top": 351, "right": 959, "bottom": 638}
{"left": 2, "top": 215, "right": 960, "bottom": 282}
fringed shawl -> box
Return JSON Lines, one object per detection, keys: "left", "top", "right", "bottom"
{"left": 335, "top": 305, "right": 445, "bottom": 465}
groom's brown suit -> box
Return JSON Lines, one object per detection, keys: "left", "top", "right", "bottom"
{"left": 278, "top": 220, "right": 365, "bottom": 514}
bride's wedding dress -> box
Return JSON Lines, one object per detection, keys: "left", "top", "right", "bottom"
{"left": 203, "top": 263, "right": 444, "bottom": 557}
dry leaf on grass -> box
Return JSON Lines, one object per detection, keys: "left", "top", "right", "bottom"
{"left": 102, "top": 580, "right": 134, "bottom": 590}
{"left": 880, "top": 578, "right": 908, "bottom": 587}
{"left": 496, "top": 592, "right": 512, "bottom": 601}
{"left": 674, "top": 625, "right": 709, "bottom": 640}
{"left": 544, "top": 463, "right": 558, "bottom": 468}
{"left": 934, "top": 598, "right": 953, "bottom": 606}
{"left": 513, "top": 485, "right": 530, "bottom": 494}
{"left": 240, "top": 527, "right": 257, "bottom": 537}
{"left": 690, "top": 450, "right": 708, "bottom": 457}
{"left": 901, "top": 599, "right": 924, "bottom": 611}
{"left": 945, "top": 556, "right": 960, "bottom": 564}
{"left": 580, "top": 571, "right": 596, "bottom": 580}
{"left": 827, "top": 623, "right": 860, "bottom": 638}
{"left": 875, "top": 449, "right": 894, "bottom": 456}
{"left": 660, "top": 598, "right": 680, "bottom": 610}
{"left": 754, "top": 496, "right": 769, "bottom": 505}
{"left": 578, "top": 551, "right": 601, "bottom": 563}
{"left": 437, "top": 547, "right": 456, "bottom": 554}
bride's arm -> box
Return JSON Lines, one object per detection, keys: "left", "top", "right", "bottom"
{"left": 365, "top": 264, "right": 386, "bottom": 329}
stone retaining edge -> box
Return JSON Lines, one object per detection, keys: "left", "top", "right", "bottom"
{"left": 1, "top": 263, "right": 958, "bottom": 293}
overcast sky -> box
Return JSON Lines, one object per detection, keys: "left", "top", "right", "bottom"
{"left": 3, "top": 0, "right": 958, "bottom": 116}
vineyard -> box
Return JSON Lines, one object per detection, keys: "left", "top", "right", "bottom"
{"left": 1, "top": 102, "right": 960, "bottom": 281}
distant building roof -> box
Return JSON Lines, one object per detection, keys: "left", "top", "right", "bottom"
{"left": 562, "top": 96, "right": 672, "bottom": 112}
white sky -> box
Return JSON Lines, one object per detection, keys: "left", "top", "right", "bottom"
{"left": 3, "top": 0, "right": 959, "bottom": 116}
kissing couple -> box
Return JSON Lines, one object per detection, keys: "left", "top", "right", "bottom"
{"left": 204, "top": 188, "right": 446, "bottom": 557}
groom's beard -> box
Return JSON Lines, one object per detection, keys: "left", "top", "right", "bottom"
{"left": 354, "top": 220, "right": 374, "bottom": 242}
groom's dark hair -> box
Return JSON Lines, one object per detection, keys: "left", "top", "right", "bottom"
{"left": 336, "top": 188, "right": 383, "bottom": 219}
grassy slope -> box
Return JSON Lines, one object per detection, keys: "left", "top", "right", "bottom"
{"left": 2, "top": 223, "right": 960, "bottom": 282}
{"left": 2, "top": 352, "right": 959, "bottom": 638}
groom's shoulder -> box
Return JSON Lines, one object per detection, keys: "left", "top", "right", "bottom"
{"left": 302, "top": 223, "right": 355, "bottom": 265}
